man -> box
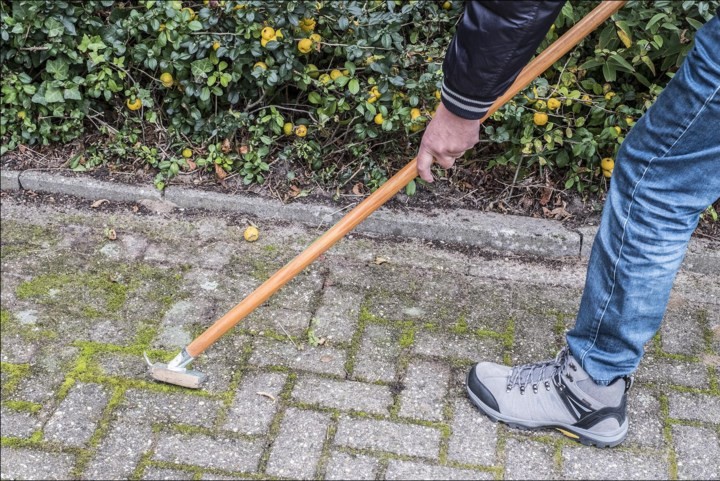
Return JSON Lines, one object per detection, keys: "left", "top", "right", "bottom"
{"left": 417, "top": 1, "right": 719, "bottom": 447}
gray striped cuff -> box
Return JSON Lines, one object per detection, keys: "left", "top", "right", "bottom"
{"left": 441, "top": 80, "right": 496, "bottom": 120}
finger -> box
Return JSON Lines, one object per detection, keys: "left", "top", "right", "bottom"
{"left": 416, "top": 147, "right": 435, "bottom": 183}
{"left": 435, "top": 154, "right": 456, "bottom": 169}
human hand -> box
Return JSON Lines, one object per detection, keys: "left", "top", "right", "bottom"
{"left": 416, "top": 102, "right": 480, "bottom": 183}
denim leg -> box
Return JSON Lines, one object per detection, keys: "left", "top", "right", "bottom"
{"left": 567, "top": 16, "right": 720, "bottom": 385}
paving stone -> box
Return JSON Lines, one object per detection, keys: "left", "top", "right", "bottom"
{"left": 365, "top": 292, "right": 460, "bottom": 325}
{"left": 668, "top": 392, "right": 720, "bottom": 424}
{"left": 562, "top": 447, "right": 668, "bottom": 480}
{"left": 266, "top": 408, "right": 331, "bottom": 479}
{"left": 625, "top": 387, "right": 664, "bottom": 448}
{"left": 660, "top": 306, "right": 705, "bottom": 356}
{"left": 154, "top": 432, "right": 264, "bottom": 473}
{"left": 635, "top": 355, "right": 709, "bottom": 389}
{"left": 0, "top": 333, "right": 38, "bottom": 364}
{"left": 248, "top": 337, "right": 346, "bottom": 377}
{"left": 324, "top": 451, "right": 379, "bottom": 480}
{"left": 352, "top": 324, "right": 400, "bottom": 382}
{"left": 326, "top": 260, "right": 420, "bottom": 294}
{"left": 413, "top": 331, "right": 503, "bottom": 363}
{"left": 271, "top": 271, "right": 324, "bottom": 311}
{"left": 96, "top": 352, "right": 149, "bottom": 379}
{"left": 88, "top": 319, "right": 135, "bottom": 345}
{"left": 44, "top": 382, "right": 110, "bottom": 447}
{"left": 385, "top": 460, "right": 493, "bottom": 480}
{"left": 399, "top": 360, "right": 449, "bottom": 421}
{"left": 154, "top": 299, "right": 214, "bottom": 349}
{"left": 292, "top": 375, "right": 393, "bottom": 415}
{"left": 244, "top": 306, "right": 312, "bottom": 337}
{"left": 334, "top": 417, "right": 441, "bottom": 458}
{"left": 504, "top": 438, "right": 558, "bottom": 480}
{"left": 448, "top": 398, "right": 497, "bottom": 466}
{"left": 511, "top": 284, "right": 582, "bottom": 318}
{"left": 122, "top": 389, "right": 223, "bottom": 427}
{"left": 313, "top": 287, "right": 364, "bottom": 343}
{"left": 142, "top": 467, "right": 194, "bottom": 480}
{"left": 85, "top": 420, "right": 154, "bottom": 479}
{"left": 672, "top": 424, "right": 720, "bottom": 480}
{"left": 223, "top": 371, "right": 287, "bottom": 435}
{"left": 0, "top": 447, "right": 75, "bottom": 480}
{"left": 0, "top": 408, "right": 41, "bottom": 438}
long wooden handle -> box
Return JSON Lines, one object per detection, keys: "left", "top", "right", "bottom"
{"left": 186, "top": 0, "right": 625, "bottom": 358}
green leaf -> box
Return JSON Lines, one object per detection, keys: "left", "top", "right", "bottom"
{"left": 45, "top": 86, "right": 65, "bottom": 103}
{"left": 188, "top": 21, "right": 203, "bottom": 31}
{"left": 686, "top": 17, "right": 704, "bottom": 30}
{"left": 405, "top": 179, "right": 416, "bottom": 196}
{"left": 308, "top": 92, "right": 322, "bottom": 104}
{"left": 348, "top": 78, "right": 359, "bottom": 95}
{"left": 610, "top": 54, "right": 634, "bottom": 72}
{"left": 602, "top": 62, "right": 616, "bottom": 82}
{"left": 200, "top": 86, "right": 211, "bottom": 101}
{"left": 46, "top": 59, "right": 69, "bottom": 80}
{"left": 63, "top": 87, "right": 82, "bottom": 100}
{"left": 191, "top": 58, "right": 214, "bottom": 78}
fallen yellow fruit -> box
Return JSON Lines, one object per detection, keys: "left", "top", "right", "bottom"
{"left": 126, "top": 98, "right": 142, "bottom": 111}
{"left": 310, "top": 33, "right": 322, "bottom": 44}
{"left": 295, "top": 125, "right": 308, "bottom": 137}
{"left": 410, "top": 108, "right": 421, "bottom": 120}
{"left": 603, "top": 168, "right": 613, "bottom": 179}
{"left": 182, "top": 148, "right": 193, "bottom": 158}
{"left": 605, "top": 91, "right": 616, "bottom": 101}
{"left": 330, "top": 69, "right": 342, "bottom": 80}
{"left": 601, "top": 157, "right": 615, "bottom": 171}
{"left": 160, "top": 72, "right": 174, "bottom": 88}
{"left": 547, "top": 98, "right": 561, "bottom": 111}
{"left": 442, "top": 1, "right": 451, "bottom": 10}
{"left": 614, "top": 126, "right": 622, "bottom": 135}
{"left": 374, "top": 113, "right": 384, "bottom": 125}
{"left": 298, "top": 38, "right": 313, "bottom": 53}
{"left": 533, "top": 112, "right": 548, "bottom": 126}
{"left": 244, "top": 226, "right": 259, "bottom": 242}
{"left": 253, "top": 61, "right": 268, "bottom": 70}
{"left": 283, "top": 122, "right": 294, "bottom": 135}
{"left": 434, "top": 89, "right": 441, "bottom": 100}
{"left": 212, "top": 41, "right": 221, "bottom": 51}
{"left": 17, "top": 110, "right": 26, "bottom": 119}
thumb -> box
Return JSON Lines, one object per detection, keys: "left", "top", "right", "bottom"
{"left": 416, "top": 146, "right": 435, "bottom": 183}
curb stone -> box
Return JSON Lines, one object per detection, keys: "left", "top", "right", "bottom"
{"left": 2, "top": 169, "right": 717, "bottom": 269}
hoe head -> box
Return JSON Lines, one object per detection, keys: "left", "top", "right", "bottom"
{"left": 144, "top": 350, "right": 206, "bottom": 389}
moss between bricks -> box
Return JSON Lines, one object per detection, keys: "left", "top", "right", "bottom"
{"left": 0, "top": 220, "right": 59, "bottom": 261}
{"left": 2, "top": 399, "right": 42, "bottom": 413}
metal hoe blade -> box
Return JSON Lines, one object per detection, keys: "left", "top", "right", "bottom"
{"left": 144, "top": 351, "right": 206, "bottom": 389}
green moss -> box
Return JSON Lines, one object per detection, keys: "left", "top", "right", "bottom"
{"left": 2, "top": 400, "right": 42, "bottom": 413}
{"left": 451, "top": 315, "right": 469, "bottom": 335}
{"left": 0, "top": 221, "right": 58, "bottom": 260}
{"left": 398, "top": 322, "right": 415, "bottom": 349}
{"left": 0, "top": 362, "right": 30, "bottom": 394}
{"left": 0, "top": 309, "right": 11, "bottom": 328}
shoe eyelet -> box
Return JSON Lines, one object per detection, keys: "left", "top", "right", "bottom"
{"left": 566, "top": 373, "right": 574, "bottom": 382}
{"left": 570, "top": 362, "right": 577, "bottom": 371}
{"left": 545, "top": 381, "right": 551, "bottom": 391}
{"left": 532, "top": 384, "right": 538, "bottom": 394}
{"left": 519, "top": 386, "right": 525, "bottom": 395}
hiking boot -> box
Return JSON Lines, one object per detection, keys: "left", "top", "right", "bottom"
{"left": 466, "top": 347, "right": 631, "bottom": 448}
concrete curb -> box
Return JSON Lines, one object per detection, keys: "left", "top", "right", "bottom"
{"left": 2, "top": 169, "right": 717, "bottom": 269}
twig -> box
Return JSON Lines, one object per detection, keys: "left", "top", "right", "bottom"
{"left": 279, "top": 323, "right": 299, "bottom": 350}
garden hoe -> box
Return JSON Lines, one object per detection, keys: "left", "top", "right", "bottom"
{"left": 145, "top": 1, "right": 626, "bottom": 389}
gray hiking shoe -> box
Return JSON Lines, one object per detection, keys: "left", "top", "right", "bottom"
{"left": 466, "top": 347, "right": 631, "bottom": 448}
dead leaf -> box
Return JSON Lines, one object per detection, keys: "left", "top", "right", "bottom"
{"left": 104, "top": 228, "right": 117, "bottom": 240}
{"left": 320, "top": 355, "right": 333, "bottom": 363}
{"left": 352, "top": 182, "right": 364, "bottom": 195}
{"left": 238, "top": 144, "right": 249, "bottom": 155}
{"left": 256, "top": 391, "right": 276, "bottom": 402}
{"left": 214, "top": 163, "right": 228, "bottom": 180}
{"left": 373, "top": 256, "right": 389, "bottom": 265}
{"left": 317, "top": 337, "right": 327, "bottom": 346}
{"left": 221, "top": 138, "right": 231, "bottom": 153}
{"left": 91, "top": 199, "right": 109, "bottom": 208}
{"left": 542, "top": 203, "right": 572, "bottom": 220}
{"left": 18, "top": 144, "right": 28, "bottom": 154}
{"left": 539, "top": 187, "right": 553, "bottom": 206}
{"left": 185, "top": 159, "right": 196, "bottom": 170}
{"left": 132, "top": 205, "right": 139, "bottom": 213}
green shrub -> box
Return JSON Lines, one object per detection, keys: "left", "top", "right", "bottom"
{"left": 0, "top": 0, "right": 717, "bottom": 193}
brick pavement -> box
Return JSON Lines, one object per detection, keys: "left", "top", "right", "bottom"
{"left": 1, "top": 192, "right": 719, "bottom": 480}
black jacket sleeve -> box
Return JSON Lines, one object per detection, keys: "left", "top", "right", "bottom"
{"left": 441, "top": 0, "right": 565, "bottom": 120}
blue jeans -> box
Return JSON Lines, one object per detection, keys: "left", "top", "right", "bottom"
{"left": 566, "top": 15, "right": 720, "bottom": 385}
